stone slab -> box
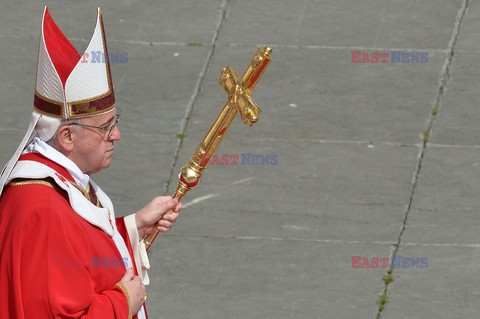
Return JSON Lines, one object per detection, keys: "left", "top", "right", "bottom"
{"left": 382, "top": 245, "right": 480, "bottom": 319}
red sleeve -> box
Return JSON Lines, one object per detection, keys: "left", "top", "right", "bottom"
{"left": 0, "top": 184, "right": 131, "bottom": 319}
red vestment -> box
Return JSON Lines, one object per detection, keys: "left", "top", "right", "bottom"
{"left": 0, "top": 153, "right": 142, "bottom": 318}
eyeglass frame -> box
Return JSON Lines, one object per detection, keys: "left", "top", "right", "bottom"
{"left": 68, "top": 114, "right": 120, "bottom": 139}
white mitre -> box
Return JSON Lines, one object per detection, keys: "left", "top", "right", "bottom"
{"left": 0, "top": 6, "right": 116, "bottom": 195}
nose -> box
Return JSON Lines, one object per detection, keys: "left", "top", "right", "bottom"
{"left": 109, "top": 125, "right": 121, "bottom": 142}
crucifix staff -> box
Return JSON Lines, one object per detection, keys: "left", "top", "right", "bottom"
{"left": 144, "top": 47, "right": 272, "bottom": 251}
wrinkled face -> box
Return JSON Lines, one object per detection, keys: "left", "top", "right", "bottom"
{"left": 70, "top": 111, "right": 121, "bottom": 175}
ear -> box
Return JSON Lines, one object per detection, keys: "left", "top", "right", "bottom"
{"left": 55, "top": 125, "right": 76, "bottom": 152}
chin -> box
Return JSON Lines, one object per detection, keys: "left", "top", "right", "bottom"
{"left": 89, "top": 160, "right": 112, "bottom": 175}
{"left": 102, "top": 159, "right": 113, "bottom": 169}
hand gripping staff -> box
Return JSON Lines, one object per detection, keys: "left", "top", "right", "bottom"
{"left": 144, "top": 47, "right": 272, "bottom": 251}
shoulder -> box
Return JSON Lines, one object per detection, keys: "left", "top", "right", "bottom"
{"left": 6, "top": 177, "right": 68, "bottom": 198}
{"left": 0, "top": 178, "right": 69, "bottom": 220}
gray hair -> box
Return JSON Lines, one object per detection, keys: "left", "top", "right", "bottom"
{"left": 46, "top": 118, "right": 82, "bottom": 146}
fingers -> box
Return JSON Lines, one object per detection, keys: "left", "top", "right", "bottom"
{"left": 150, "top": 197, "right": 179, "bottom": 216}
{"left": 173, "top": 202, "right": 182, "bottom": 213}
{"left": 136, "top": 197, "right": 182, "bottom": 237}
{"left": 156, "top": 212, "right": 179, "bottom": 233}
{"left": 162, "top": 211, "right": 179, "bottom": 222}
{"left": 156, "top": 200, "right": 181, "bottom": 233}
{"left": 151, "top": 196, "right": 182, "bottom": 213}
{"left": 119, "top": 269, "right": 147, "bottom": 314}
{"left": 131, "top": 277, "right": 145, "bottom": 296}
{"left": 120, "top": 268, "right": 135, "bottom": 282}
{"left": 162, "top": 197, "right": 179, "bottom": 212}
{"left": 123, "top": 275, "right": 145, "bottom": 315}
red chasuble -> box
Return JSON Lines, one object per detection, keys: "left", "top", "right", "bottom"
{"left": 0, "top": 153, "right": 141, "bottom": 318}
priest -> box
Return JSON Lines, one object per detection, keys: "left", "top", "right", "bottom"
{"left": 0, "top": 7, "right": 181, "bottom": 319}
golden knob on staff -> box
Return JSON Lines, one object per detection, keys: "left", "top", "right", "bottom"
{"left": 144, "top": 47, "right": 272, "bottom": 251}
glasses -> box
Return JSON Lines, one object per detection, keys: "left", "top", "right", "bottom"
{"left": 69, "top": 114, "right": 120, "bottom": 139}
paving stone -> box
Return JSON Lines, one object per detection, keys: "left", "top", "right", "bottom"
{"left": 0, "top": 1, "right": 478, "bottom": 318}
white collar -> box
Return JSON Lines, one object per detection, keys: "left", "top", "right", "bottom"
{"left": 23, "top": 137, "right": 90, "bottom": 189}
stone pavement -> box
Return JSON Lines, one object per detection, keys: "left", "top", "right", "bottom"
{"left": 0, "top": 0, "right": 479, "bottom": 318}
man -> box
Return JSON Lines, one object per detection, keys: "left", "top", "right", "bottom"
{"left": 0, "top": 7, "right": 181, "bottom": 318}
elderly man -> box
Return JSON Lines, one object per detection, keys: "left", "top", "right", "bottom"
{"left": 0, "top": 7, "right": 180, "bottom": 319}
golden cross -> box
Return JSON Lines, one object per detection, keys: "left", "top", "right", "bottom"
{"left": 144, "top": 47, "right": 272, "bottom": 251}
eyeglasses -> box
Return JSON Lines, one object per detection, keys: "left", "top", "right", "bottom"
{"left": 69, "top": 114, "right": 120, "bottom": 139}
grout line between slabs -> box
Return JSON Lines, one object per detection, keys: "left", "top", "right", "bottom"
{"left": 375, "top": 1, "right": 470, "bottom": 318}
{"left": 161, "top": 0, "right": 230, "bottom": 195}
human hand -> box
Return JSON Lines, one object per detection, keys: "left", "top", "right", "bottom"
{"left": 135, "top": 196, "right": 182, "bottom": 239}
{"left": 120, "top": 268, "right": 145, "bottom": 315}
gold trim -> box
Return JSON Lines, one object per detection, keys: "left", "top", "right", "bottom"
{"left": 70, "top": 182, "right": 90, "bottom": 201}
{"left": 115, "top": 282, "right": 132, "bottom": 319}
{"left": 9, "top": 180, "right": 55, "bottom": 188}
{"left": 69, "top": 181, "right": 101, "bottom": 207}
{"left": 34, "top": 88, "right": 116, "bottom": 120}
{"left": 33, "top": 106, "right": 64, "bottom": 119}
{"left": 36, "top": 102, "right": 116, "bottom": 120}
{"left": 34, "top": 90, "right": 64, "bottom": 118}
{"left": 9, "top": 178, "right": 101, "bottom": 207}
{"left": 67, "top": 102, "right": 116, "bottom": 120}
{"left": 35, "top": 90, "right": 64, "bottom": 106}
{"left": 67, "top": 88, "right": 111, "bottom": 106}
{"left": 99, "top": 10, "right": 114, "bottom": 93}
